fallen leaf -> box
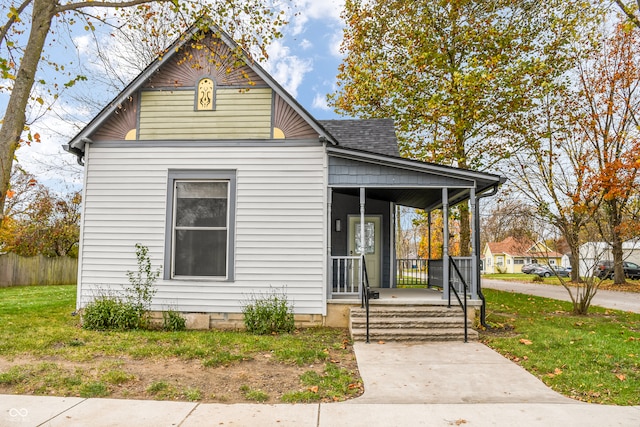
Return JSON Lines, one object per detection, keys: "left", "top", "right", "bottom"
{"left": 616, "top": 374, "right": 626, "bottom": 381}
{"left": 378, "top": 340, "right": 386, "bottom": 344}
{"left": 519, "top": 338, "right": 533, "bottom": 345}
{"left": 309, "top": 386, "right": 319, "bottom": 393}
{"left": 554, "top": 368, "right": 563, "bottom": 375}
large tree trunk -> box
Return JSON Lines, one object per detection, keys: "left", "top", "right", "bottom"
{"left": 0, "top": 0, "right": 55, "bottom": 220}
{"left": 611, "top": 235, "right": 625, "bottom": 285}
{"left": 459, "top": 202, "right": 471, "bottom": 256}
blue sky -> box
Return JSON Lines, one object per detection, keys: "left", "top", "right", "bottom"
{"left": 5, "top": 0, "right": 348, "bottom": 189}
{"left": 262, "top": 0, "right": 345, "bottom": 120}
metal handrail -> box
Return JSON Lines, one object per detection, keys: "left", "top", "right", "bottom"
{"left": 448, "top": 257, "right": 469, "bottom": 343}
{"left": 360, "top": 255, "right": 371, "bottom": 343}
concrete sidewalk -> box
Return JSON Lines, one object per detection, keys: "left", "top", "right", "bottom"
{"left": 2, "top": 342, "right": 639, "bottom": 426}
{"left": 482, "top": 278, "right": 640, "bottom": 313}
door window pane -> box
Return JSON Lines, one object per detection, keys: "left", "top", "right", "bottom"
{"left": 355, "top": 221, "right": 375, "bottom": 254}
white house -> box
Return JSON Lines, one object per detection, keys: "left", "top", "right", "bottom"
{"left": 64, "top": 25, "right": 503, "bottom": 332}
{"left": 578, "top": 240, "right": 640, "bottom": 277}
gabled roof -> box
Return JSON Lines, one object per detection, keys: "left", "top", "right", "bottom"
{"left": 319, "top": 119, "right": 399, "bottom": 157}
{"left": 486, "top": 237, "right": 563, "bottom": 258}
{"left": 65, "top": 23, "right": 337, "bottom": 159}
{"left": 486, "top": 237, "right": 534, "bottom": 257}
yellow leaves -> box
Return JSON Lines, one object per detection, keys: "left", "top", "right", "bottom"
{"left": 519, "top": 338, "right": 533, "bottom": 345}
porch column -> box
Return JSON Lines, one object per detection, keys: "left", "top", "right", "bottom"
{"left": 470, "top": 188, "right": 478, "bottom": 299}
{"left": 327, "top": 188, "right": 333, "bottom": 300}
{"left": 442, "top": 188, "right": 449, "bottom": 301}
{"left": 360, "top": 187, "right": 366, "bottom": 290}
{"left": 427, "top": 211, "right": 432, "bottom": 259}
{"left": 360, "top": 187, "right": 366, "bottom": 255}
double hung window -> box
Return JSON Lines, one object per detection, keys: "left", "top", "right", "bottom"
{"left": 165, "top": 170, "right": 235, "bottom": 280}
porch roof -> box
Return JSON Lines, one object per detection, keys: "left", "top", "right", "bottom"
{"left": 327, "top": 146, "right": 505, "bottom": 211}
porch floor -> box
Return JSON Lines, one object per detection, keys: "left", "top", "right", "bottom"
{"left": 329, "top": 287, "right": 483, "bottom": 307}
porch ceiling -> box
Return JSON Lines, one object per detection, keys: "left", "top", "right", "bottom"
{"left": 331, "top": 186, "right": 472, "bottom": 211}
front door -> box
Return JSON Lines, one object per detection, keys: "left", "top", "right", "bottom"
{"left": 348, "top": 216, "right": 381, "bottom": 287}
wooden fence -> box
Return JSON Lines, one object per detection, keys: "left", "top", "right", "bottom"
{"left": 0, "top": 253, "right": 77, "bottom": 287}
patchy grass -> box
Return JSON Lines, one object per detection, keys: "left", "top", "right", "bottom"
{"left": 0, "top": 285, "right": 361, "bottom": 403}
{"left": 481, "top": 289, "right": 640, "bottom": 405}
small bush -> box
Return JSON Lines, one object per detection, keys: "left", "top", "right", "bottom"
{"left": 242, "top": 288, "right": 294, "bottom": 335}
{"left": 82, "top": 297, "right": 142, "bottom": 330}
{"left": 162, "top": 309, "right": 187, "bottom": 331}
{"left": 83, "top": 243, "right": 160, "bottom": 331}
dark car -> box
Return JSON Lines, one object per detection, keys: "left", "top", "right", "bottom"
{"left": 531, "top": 265, "right": 570, "bottom": 278}
{"left": 521, "top": 263, "right": 540, "bottom": 274}
{"left": 594, "top": 261, "right": 640, "bottom": 279}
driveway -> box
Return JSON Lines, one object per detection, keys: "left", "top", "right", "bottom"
{"left": 482, "top": 278, "right": 640, "bottom": 313}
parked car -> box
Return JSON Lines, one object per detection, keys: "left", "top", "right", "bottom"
{"left": 594, "top": 261, "right": 640, "bottom": 279}
{"left": 521, "top": 263, "right": 540, "bottom": 274}
{"left": 531, "top": 265, "right": 570, "bottom": 278}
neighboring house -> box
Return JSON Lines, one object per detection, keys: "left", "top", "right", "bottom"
{"left": 483, "top": 237, "right": 563, "bottom": 274}
{"left": 65, "top": 25, "right": 503, "bottom": 329}
{"left": 578, "top": 241, "right": 640, "bottom": 277}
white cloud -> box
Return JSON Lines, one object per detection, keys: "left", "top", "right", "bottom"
{"left": 312, "top": 92, "right": 331, "bottom": 111}
{"left": 300, "top": 39, "right": 312, "bottom": 50}
{"left": 289, "top": 0, "right": 344, "bottom": 36}
{"left": 262, "top": 40, "right": 313, "bottom": 97}
{"left": 328, "top": 30, "right": 344, "bottom": 58}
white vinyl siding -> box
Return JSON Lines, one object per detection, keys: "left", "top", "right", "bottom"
{"left": 138, "top": 88, "right": 272, "bottom": 140}
{"left": 77, "top": 144, "right": 326, "bottom": 314}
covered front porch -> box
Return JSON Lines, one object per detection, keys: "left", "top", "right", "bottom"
{"left": 325, "top": 145, "right": 504, "bottom": 317}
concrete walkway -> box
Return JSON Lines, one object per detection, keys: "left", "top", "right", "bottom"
{"left": 482, "top": 278, "right": 640, "bottom": 313}
{"left": 3, "top": 341, "right": 639, "bottom": 426}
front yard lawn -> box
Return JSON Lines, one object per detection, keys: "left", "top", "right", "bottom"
{"left": 481, "top": 288, "right": 640, "bottom": 405}
{"left": 0, "top": 285, "right": 362, "bottom": 403}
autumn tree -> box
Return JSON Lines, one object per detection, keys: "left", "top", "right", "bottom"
{"left": 480, "top": 197, "right": 540, "bottom": 247}
{"left": 0, "top": 0, "right": 288, "bottom": 221}
{"left": 331, "top": 0, "right": 594, "bottom": 256}
{"left": 506, "top": 77, "right": 596, "bottom": 283}
{"left": 1, "top": 166, "right": 81, "bottom": 256}
{"left": 576, "top": 21, "right": 640, "bottom": 284}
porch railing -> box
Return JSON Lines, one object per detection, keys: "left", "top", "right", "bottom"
{"left": 423, "top": 257, "right": 473, "bottom": 293}
{"left": 360, "top": 256, "right": 371, "bottom": 343}
{"left": 448, "top": 257, "right": 469, "bottom": 343}
{"left": 330, "top": 256, "right": 361, "bottom": 295}
{"left": 396, "top": 258, "right": 429, "bottom": 286}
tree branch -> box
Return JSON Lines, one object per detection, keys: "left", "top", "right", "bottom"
{"left": 0, "top": 0, "right": 33, "bottom": 49}
{"left": 614, "top": 0, "right": 640, "bottom": 29}
{"left": 55, "top": 0, "right": 175, "bottom": 14}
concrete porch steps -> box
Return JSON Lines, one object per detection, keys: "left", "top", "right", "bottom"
{"left": 349, "top": 305, "right": 478, "bottom": 342}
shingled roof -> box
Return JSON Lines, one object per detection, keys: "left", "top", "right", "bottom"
{"left": 319, "top": 118, "right": 400, "bottom": 157}
{"left": 487, "top": 236, "right": 564, "bottom": 258}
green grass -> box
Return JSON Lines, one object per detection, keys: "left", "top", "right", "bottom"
{"left": 281, "top": 362, "right": 362, "bottom": 402}
{"left": 0, "top": 284, "right": 358, "bottom": 402}
{"left": 240, "top": 384, "right": 269, "bottom": 402}
{"left": 481, "top": 289, "right": 640, "bottom": 405}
